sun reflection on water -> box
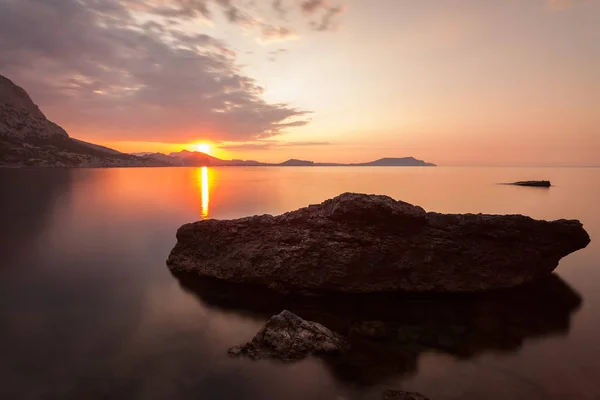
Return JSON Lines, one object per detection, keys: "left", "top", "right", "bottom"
{"left": 196, "top": 167, "right": 209, "bottom": 219}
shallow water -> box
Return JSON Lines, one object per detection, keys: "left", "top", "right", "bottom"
{"left": 0, "top": 167, "right": 599, "bottom": 400}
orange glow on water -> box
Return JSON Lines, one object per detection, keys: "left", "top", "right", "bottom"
{"left": 197, "top": 167, "right": 210, "bottom": 219}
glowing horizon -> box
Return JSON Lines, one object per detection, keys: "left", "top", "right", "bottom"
{"left": 3, "top": 0, "right": 598, "bottom": 166}
{"left": 189, "top": 143, "right": 213, "bottom": 155}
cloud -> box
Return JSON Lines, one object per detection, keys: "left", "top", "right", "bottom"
{"left": 0, "top": 0, "right": 317, "bottom": 143}
{"left": 218, "top": 140, "right": 330, "bottom": 150}
{"left": 219, "top": 143, "right": 274, "bottom": 151}
{"left": 267, "top": 48, "right": 288, "bottom": 62}
{"left": 301, "top": 0, "right": 325, "bottom": 14}
{"left": 298, "top": 0, "right": 345, "bottom": 31}
{"left": 125, "top": 0, "right": 345, "bottom": 36}
{"left": 272, "top": 0, "right": 287, "bottom": 19}
{"left": 258, "top": 24, "right": 298, "bottom": 43}
{"left": 277, "top": 140, "right": 329, "bottom": 147}
{"left": 124, "top": 0, "right": 298, "bottom": 42}
{"left": 312, "top": 5, "right": 344, "bottom": 31}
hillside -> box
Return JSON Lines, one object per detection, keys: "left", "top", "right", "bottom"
{"left": 354, "top": 157, "right": 436, "bottom": 167}
{"left": 0, "top": 74, "right": 166, "bottom": 168}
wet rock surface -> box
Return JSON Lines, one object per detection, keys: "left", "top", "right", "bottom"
{"left": 168, "top": 193, "right": 590, "bottom": 293}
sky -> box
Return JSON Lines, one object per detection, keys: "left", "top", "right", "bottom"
{"left": 0, "top": 0, "right": 599, "bottom": 166}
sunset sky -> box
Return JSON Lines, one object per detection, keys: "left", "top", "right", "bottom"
{"left": 1, "top": 0, "right": 598, "bottom": 166}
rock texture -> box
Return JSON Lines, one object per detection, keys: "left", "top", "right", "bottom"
{"left": 382, "top": 390, "right": 430, "bottom": 400}
{"left": 228, "top": 310, "right": 347, "bottom": 361}
{"left": 0, "top": 75, "right": 46, "bottom": 120}
{"left": 168, "top": 193, "right": 590, "bottom": 293}
{"left": 0, "top": 75, "right": 68, "bottom": 141}
{"left": 0, "top": 74, "right": 166, "bottom": 168}
{"left": 512, "top": 180, "right": 551, "bottom": 187}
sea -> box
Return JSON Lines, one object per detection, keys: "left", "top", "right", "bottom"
{"left": 1, "top": 166, "right": 599, "bottom": 400}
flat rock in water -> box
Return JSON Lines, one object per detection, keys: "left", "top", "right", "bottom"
{"left": 383, "top": 390, "right": 430, "bottom": 400}
{"left": 229, "top": 310, "right": 347, "bottom": 361}
{"left": 511, "top": 180, "right": 551, "bottom": 187}
{"left": 167, "top": 193, "right": 590, "bottom": 293}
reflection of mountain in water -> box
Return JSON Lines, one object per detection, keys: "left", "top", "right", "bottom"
{"left": 0, "top": 169, "right": 73, "bottom": 264}
{"left": 172, "top": 272, "right": 582, "bottom": 385}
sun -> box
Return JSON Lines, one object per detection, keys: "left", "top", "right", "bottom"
{"left": 191, "top": 143, "right": 212, "bottom": 154}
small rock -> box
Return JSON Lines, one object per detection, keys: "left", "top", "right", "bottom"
{"left": 511, "top": 180, "right": 551, "bottom": 187}
{"left": 229, "top": 310, "right": 347, "bottom": 362}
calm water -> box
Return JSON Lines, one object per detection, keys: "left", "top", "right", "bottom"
{"left": 1, "top": 167, "right": 599, "bottom": 400}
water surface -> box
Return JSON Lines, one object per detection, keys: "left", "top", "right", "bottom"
{"left": 1, "top": 167, "right": 599, "bottom": 399}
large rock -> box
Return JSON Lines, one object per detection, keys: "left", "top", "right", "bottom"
{"left": 228, "top": 310, "right": 347, "bottom": 362}
{"left": 167, "top": 193, "right": 590, "bottom": 293}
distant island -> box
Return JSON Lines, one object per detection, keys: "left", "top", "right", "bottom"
{"left": 0, "top": 74, "right": 435, "bottom": 168}
{"left": 137, "top": 151, "right": 436, "bottom": 167}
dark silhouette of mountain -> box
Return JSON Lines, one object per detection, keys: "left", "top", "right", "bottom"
{"left": 279, "top": 159, "right": 314, "bottom": 166}
{"left": 168, "top": 150, "right": 226, "bottom": 166}
{"left": 0, "top": 74, "right": 168, "bottom": 168}
{"left": 354, "top": 157, "right": 436, "bottom": 167}
{"left": 149, "top": 150, "right": 436, "bottom": 167}
{"left": 0, "top": 73, "right": 436, "bottom": 168}
{"left": 227, "top": 159, "right": 265, "bottom": 166}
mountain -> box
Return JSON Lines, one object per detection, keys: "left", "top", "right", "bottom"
{"left": 0, "top": 73, "right": 436, "bottom": 169}
{"left": 152, "top": 151, "right": 436, "bottom": 167}
{"left": 0, "top": 74, "right": 167, "bottom": 168}
{"left": 168, "top": 150, "right": 227, "bottom": 166}
{"left": 354, "top": 157, "right": 436, "bottom": 167}
{"left": 279, "top": 159, "right": 314, "bottom": 166}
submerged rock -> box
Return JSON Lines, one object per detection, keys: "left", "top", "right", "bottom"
{"left": 176, "top": 272, "right": 581, "bottom": 384}
{"left": 511, "top": 180, "right": 551, "bottom": 187}
{"left": 229, "top": 310, "right": 347, "bottom": 362}
{"left": 167, "top": 193, "right": 590, "bottom": 293}
{"left": 383, "top": 390, "right": 430, "bottom": 400}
